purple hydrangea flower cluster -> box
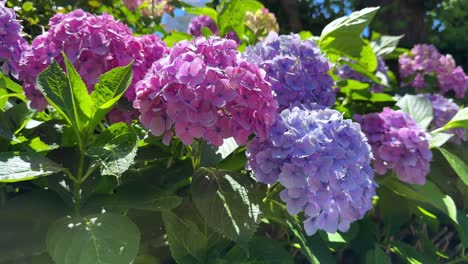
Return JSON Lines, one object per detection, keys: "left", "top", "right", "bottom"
{"left": 18, "top": 9, "right": 168, "bottom": 111}
{"left": 0, "top": 1, "right": 27, "bottom": 77}
{"left": 134, "top": 36, "right": 277, "bottom": 146}
{"left": 337, "top": 57, "right": 388, "bottom": 93}
{"left": 419, "top": 93, "right": 466, "bottom": 143}
{"left": 355, "top": 108, "right": 432, "bottom": 185}
{"left": 243, "top": 32, "right": 335, "bottom": 109}
{"left": 246, "top": 106, "right": 376, "bottom": 235}
{"left": 187, "top": 15, "right": 240, "bottom": 44}
{"left": 399, "top": 44, "right": 468, "bottom": 98}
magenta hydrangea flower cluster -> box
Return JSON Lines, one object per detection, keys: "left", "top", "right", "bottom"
{"left": 0, "top": 1, "right": 27, "bottom": 77}
{"left": 356, "top": 108, "right": 432, "bottom": 185}
{"left": 246, "top": 106, "right": 376, "bottom": 235}
{"left": 399, "top": 44, "right": 468, "bottom": 98}
{"left": 134, "top": 36, "right": 277, "bottom": 146}
{"left": 419, "top": 93, "right": 466, "bottom": 143}
{"left": 18, "top": 9, "right": 168, "bottom": 111}
{"left": 243, "top": 32, "right": 335, "bottom": 109}
{"left": 187, "top": 15, "right": 240, "bottom": 44}
{"left": 337, "top": 57, "right": 388, "bottom": 93}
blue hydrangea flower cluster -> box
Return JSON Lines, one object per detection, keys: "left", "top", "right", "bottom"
{"left": 243, "top": 32, "right": 335, "bottom": 109}
{"left": 246, "top": 106, "right": 376, "bottom": 235}
{"left": 337, "top": 57, "right": 388, "bottom": 93}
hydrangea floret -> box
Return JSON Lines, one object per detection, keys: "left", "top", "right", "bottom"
{"left": 419, "top": 93, "right": 466, "bottom": 143}
{"left": 355, "top": 107, "right": 432, "bottom": 185}
{"left": 337, "top": 57, "right": 388, "bottom": 93}
{"left": 399, "top": 44, "right": 468, "bottom": 98}
{"left": 245, "top": 8, "right": 279, "bottom": 40}
{"left": 187, "top": 15, "right": 240, "bottom": 44}
{"left": 0, "top": 1, "right": 27, "bottom": 77}
{"left": 243, "top": 32, "right": 335, "bottom": 109}
{"left": 134, "top": 36, "right": 278, "bottom": 146}
{"left": 246, "top": 106, "right": 376, "bottom": 235}
{"left": 19, "top": 9, "right": 168, "bottom": 111}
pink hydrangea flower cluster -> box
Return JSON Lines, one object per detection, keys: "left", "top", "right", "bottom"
{"left": 187, "top": 15, "right": 240, "bottom": 44}
{"left": 19, "top": 9, "right": 168, "bottom": 111}
{"left": 0, "top": 1, "right": 28, "bottom": 77}
{"left": 134, "top": 36, "right": 278, "bottom": 146}
{"left": 399, "top": 44, "right": 468, "bottom": 98}
{"left": 355, "top": 108, "right": 432, "bottom": 185}
{"left": 122, "top": 0, "right": 174, "bottom": 16}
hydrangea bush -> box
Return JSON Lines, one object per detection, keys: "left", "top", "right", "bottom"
{"left": 1, "top": 2, "right": 468, "bottom": 264}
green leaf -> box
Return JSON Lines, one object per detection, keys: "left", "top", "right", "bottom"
{"left": 46, "top": 213, "right": 140, "bottom": 264}
{"left": 383, "top": 177, "right": 458, "bottom": 224}
{"left": 299, "top": 31, "right": 313, "bottom": 40}
{"left": 89, "top": 62, "right": 133, "bottom": 130}
{"left": 396, "top": 94, "right": 433, "bottom": 130}
{"left": 0, "top": 102, "right": 34, "bottom": 140}
{"left": 0, "top": 72, "right": 24, "bottom": 93}
{"left": 163, "top": 32, "right": 192, "bottom": 47}
{"left": 223, "top": 236, "right": 294, "bottom": 264}
{"left": 370, "top": 93, "right": 395, "bottom": 102}
{"left": 0, "top": 152, "right": 64, "bottom": 182}
{"left": 162, "top": 211, "right": 208, "bottom": 264}
{"left": 0, "top": 190, "right": 68, "bottom": 263}
{"left": 391, "top": 241, "right": 437, "bottom": 264}
{"left": 378, "top": 187, "right": 411, "bottom": 236}
{"left": 429, "top": 133, "right": 453, "bottom": 148}
{"left": 319, "top": 7, "right": 379, "bottom": 72}
{"left": 21, "top": 1, "right": 33, "bottom": 11}
{"left": 365, "top": 246, "right": 391, "bottom": 264}
{"left": 84, "top": 183, "right": 182, "bottom": 212}
{"left": 86, "top": 123, "right": 138, "bottom": 176}
{"left": 371, "top": 35, "right": 404, "bottom": 56}
{"left": 191, "top": 167, "right": 260, "bottom": 244}
{"left": 200, "top": 137, "right": 239, "bottom": 167}
{"left": 438, "top": 148, "right": 468, "bottom": 186}
{"left": 36, "top": 58, "right": 91, "bottom": 134}
{"left": 218, "top": 0, "right": 263, "bottom": 36}
{"left": 184, "top": 7, "right": 218, "bottom": 23}
{"left": 456, "top": 211, "right": 468, "bottom": 248}
{"left": 443, "top": 107, "right": 468, "bottom": 130}
{"left": 337, "top": 79, "right": 370, "bottom": 91}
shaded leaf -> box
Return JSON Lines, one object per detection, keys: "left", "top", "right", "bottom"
{"left": 396, "top": 94, "right": 433, "bottom": 130}
{"left": 439, "top": 148, "right": 468, "bottom": 186}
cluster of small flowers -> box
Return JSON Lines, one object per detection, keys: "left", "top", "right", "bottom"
{"left": 122, "top": 0, "right": 174, "bottom": 16}
{"left": 336, "top": 57, "right": 388, "bottom": 93}
{"left": 419, "top": 93, "right": 466, "bottom": 143}
{"left": 356, "top": 108, "right": 432, "bottom": 185}
{"left": 399, "top": 44, "right": 468, "bottom": 98}
{"left": 134, "top": 36, "right": 277, "bottom": 146}
{"left": 187, "top": 15, "right": 240, "bottom": 44}
{"left": 0, "top": 1, "right": 28, "bottom": 77}
{"left": 246, "top": 106, "right": 376, "bottom": 235}
{"left": 243, "top": 32, "right": 335, "bottom": 110}
{"left": 244, "top": 8, "right": 279, "bottom": 40}
{"left": 19, "top": 9, "right": 168, "bottom": 112}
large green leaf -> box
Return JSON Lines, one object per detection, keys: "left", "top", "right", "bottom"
{"left": 223, "top": 236, "right": 294, "bottom": 264}
{"left": 218, "top": 0, "right": 263, "bottom": 36}
{"left": 184, "top": 6, "right": 218, "bottom": 22}
{"left": 89, "top": 62, "right": 133, "bottom": 130}
{"left": 0, "top": 191, "right": 68, "bottom": 263}
{"left": 438, "top": 148, "right": 468, "bottom": 186}
{"left": 429, "top": 133, "right": 453, "bottom": 148}
{"left": 0, "top": 152, "right": 64, "bottom": 182}
{"left": 161, "top": 211, "right": 208, "bottom": 264}
{"left": 383, "top": 177, "right": 457, "bottom": 223}
{"left": 371, "top": 35, "right": 403, "bottom": 57}
{"left": 84, "top": 183, "right": 182, "bottom": 212}
{"left": 0, "top": 102, "right": 34, "bottom": 141}
{"left": 391, "top": 241, "right": 437, "bottom": 264}
{"left": 36, "top": 57, "right": 92, "bottom": 134}
{"left": 396, "top": 94, "right": 433, "bottom": 130}
{"left": 86, "top": 123, "right": 137, "bottom": 176}
{"left": 46, "top": 213, "right": 140, "bottom": 264}
{"left": 200, "top": 137, "right": 239, "bottom": 167}
{"left": 319, "top": 7, "right": 379, "bottom": 72}
{"left": 443, "top": 107, "right": 468, "bottom": 130}
{"left": 191, "top": 168, "right": 260, "bottom": 244}
{"left": 365, "top": 246, "right": 391, "bottom": 264}
{"left": 0, "top": 72, "right": 23, "bottom": 93}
